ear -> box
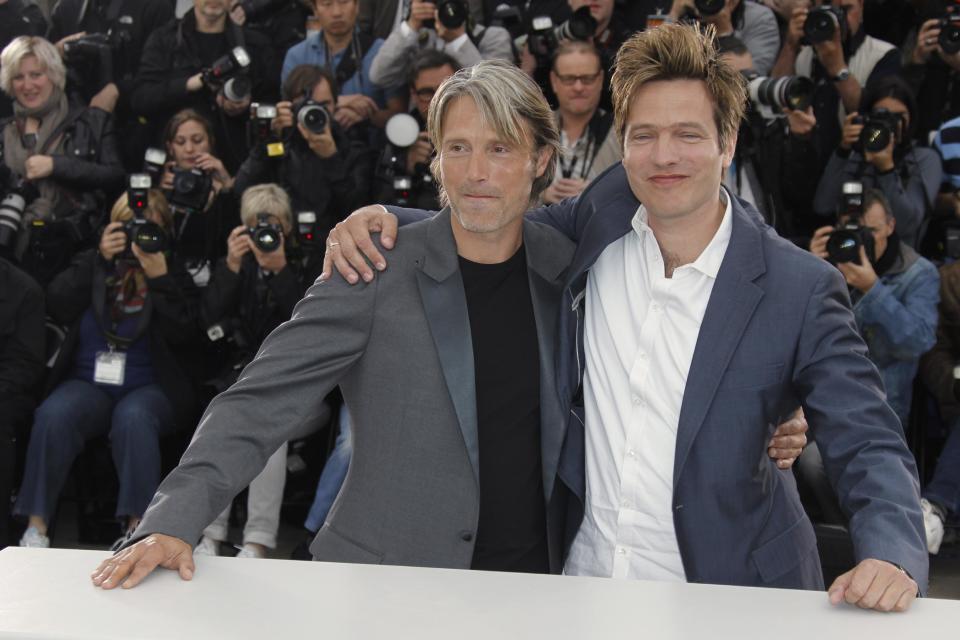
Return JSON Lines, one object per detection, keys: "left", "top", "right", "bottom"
{"left": 721, "top": 129, "right": 738, "bottom": 171}
{"left": 887, "top": 215, "right": 896, "bottom": 234}
{"left": 534, "top": 146, "right": 552, "bottom": 179}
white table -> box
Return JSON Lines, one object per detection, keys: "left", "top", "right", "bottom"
{"left": 1, "top": 547, "right": 957, "bottom": 639}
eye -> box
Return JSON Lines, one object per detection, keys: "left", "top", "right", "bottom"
{"left": 493, "top": 145, "right": 510, "bottom": 154}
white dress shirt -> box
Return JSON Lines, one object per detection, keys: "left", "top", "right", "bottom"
{"left": 564, "top": 190, "right": 733, "bottom": 581}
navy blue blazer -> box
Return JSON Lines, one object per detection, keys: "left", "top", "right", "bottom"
{"left": 533, "top": 163, "right": 929, "bottom": 593}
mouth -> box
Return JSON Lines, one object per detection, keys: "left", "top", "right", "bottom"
{"left": 649, "top": 175, "right": 687, "bottom": 186}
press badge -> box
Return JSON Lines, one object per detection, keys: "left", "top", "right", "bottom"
{"left": 94, "top": 350, "right": 126, "bottom": 386}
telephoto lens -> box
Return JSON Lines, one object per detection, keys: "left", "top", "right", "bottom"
{"left": 747, "top": 75, "right": 815, "bottom": 114}
{"left": 0, "top": 192, "right": 25, "bottom": 249}
{"left": 554, "top": 6, "right": 597, "bottom": 43}
{"left": 803, "top": 5, "right": 847, "bottom": 44}
{"left": 248, "top": 214, "right": 283, "bottom": 252}
{"left": 296, "top": 100, "right": 330, "bottom": 134}
{"left": 437, "top": 0, "right": 469, "bottom": 29}
{"left": 126, "top": 220, "right": 167, "bottom": 254}
{"left": 857, "top": 109, "right": 901, "bottom": 154}
{"left": 223, "top": 76, "right": 252, "bottom": 102}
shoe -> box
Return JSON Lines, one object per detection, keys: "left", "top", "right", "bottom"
{"left": 193, "top": 536, "right": 220, "bottom": 557}
{"left": 109, "top": 529, "right": 134, "bottom": 553}
{"left": 235, "top": 543, "right": 266, "bottom": 559}
{"left": 921, "top": 498, "right": 946, "bottom": 555}
{"left": 19, "top": 526, "right": 50, "bottom": 548}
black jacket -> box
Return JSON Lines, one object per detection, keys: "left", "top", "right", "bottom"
{"left": 132, "top": 11, "right": 280, "bottom": 170}
{"left": 45, "top": 248, "right": 202, "bottom": 428}
{"left": 234, "top": 126, "right": 376, "bottom": 242}
{"left": 0, "top": 257, "right": 44, "bottom": 435}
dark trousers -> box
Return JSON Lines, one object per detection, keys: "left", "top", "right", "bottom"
{"left": 14, "top": 379, "right": 175, "bottom": 523}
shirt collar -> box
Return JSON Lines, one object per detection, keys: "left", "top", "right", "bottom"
{"left": 631, "top": 187, "right": 733, "bottom": 279}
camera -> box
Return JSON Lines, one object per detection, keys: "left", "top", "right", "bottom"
{"left": 203, "top": 46, "right": 251, "bottom": 90}
{"left": 63, "top": 32, "right": 115, "bottom": 95}
{"left": 853, "top": 108, "right": 902, "bottom": 154}
{"left": 746, "top": 74, "right": 815, "bottom": 118}
{"left": 248, "top": 103, "right": 286, "bottom": 157}
{"left": 437, "top": 0, "right": 469, "bottom": 29}
{"left": 169, "top": 168, "right": 213, "bottom": 213}
{"left": 247, "top": 213, "right": 283, "bottom": 252}
{"left": 223, "top": 76, "right": 252, "bottom": 102}
{"left": 295, "top": 99, "right": 330, "bottom": 134}
{"left": 940, "top": 4, "right": 960, "bottom": 55}
{"left": 803, "top": 5, "right": 848, "bottom": 45}
{"left": 694, "top": 0, "right": 726, "bottom": 17}
{"left": 0, "top": 166, "right": 36, "bottom": 251}
{"left": 826, "top": 182, "right": 873, "bottom": 265}
{"left": 381, "top": 113, "right": 435, "bottom": 207}
{"left": 122, "top": 175, "right": 166, "bottom": 255}
{"left": 143, "top": 148, "right": 167, "bottom": 186}
{"left": 528, "top": 6, "right": 597, "bottom": 62}
{"left": 237, "top": 0, "right": 287, "bottom": 20}
{"left": 297, "top": 211, "right": 318, "bottom": 248}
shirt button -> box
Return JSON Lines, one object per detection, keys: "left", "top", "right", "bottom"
{"left": 639, "top": 352, "right": 647, "bottom": 360}
{"left": 632, "top": 396, "right": 641, "bottom": 405}
{"left": 459, "top": 531, "right": 474, "bottom": 542}
{"left": 627, "top": 449, "right": 637, "bottom": 458}
{"left": 616, "top": 547, "right": 627, "bottom": 555}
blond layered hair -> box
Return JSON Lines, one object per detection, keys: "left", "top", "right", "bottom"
{"left": 110, "top": 190, "right": 174, "bottom": 230}
{"left": 0, "top": 36, "right": 67, "bottom": 97}
{"left": 240, "top": 183, "right": 292, "bottom": 232}
{"left": 427, "top": 60, "right": 560, "bottom": 207}
{"left": 611, "top": 23, "right": 746, "bottom": 151}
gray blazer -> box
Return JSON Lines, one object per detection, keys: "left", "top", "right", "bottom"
{"left": 134, "top": 210, "right": 576, "bottom": 572}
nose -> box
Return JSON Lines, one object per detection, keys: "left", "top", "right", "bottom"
{"left": 650, "top": 134, "right": 680, "bottom": 167}
{"left": 465, "top": 149, "right": 490, "bottom": 183}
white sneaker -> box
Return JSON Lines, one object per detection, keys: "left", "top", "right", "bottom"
{"left": 235, "top": 543, "right": 266, "bottom": 559}
{"left": 193, "top": 536, "right": 220, "bottom": 556}
{"left": 19, "top": 526, "right": 50, "bottom": 548}
{"left": 921, "top": 498, "right": 946, "bottom": 555}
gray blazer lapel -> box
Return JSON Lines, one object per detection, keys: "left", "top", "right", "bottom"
{"left": 673, "top": 204, "right": 766, "bottom": 485}
{"left": 415, "top": 210, "right": 480, "bottom": 485}
{"left": 522, "top": 221, "right": 574, "bottom": 502}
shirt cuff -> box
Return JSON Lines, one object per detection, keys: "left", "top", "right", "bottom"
{"left": 400, "top": 21, "right": 414, "bottom": 38}
{"left": 444, "top": 33, "right": 470, "bottom": 52}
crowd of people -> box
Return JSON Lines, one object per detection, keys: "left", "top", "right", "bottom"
{"left": 0, "top": 0, "right": 958, "bottom": 573}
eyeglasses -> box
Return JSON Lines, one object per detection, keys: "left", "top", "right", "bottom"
{"left": 315, "top": 0, "right": 354, "bottom": 8}
{"left": 553, "top": 71, "right": 602, "bottom": 86}
{"left": 414, "top": 87, "right": 438, "bottom": 100}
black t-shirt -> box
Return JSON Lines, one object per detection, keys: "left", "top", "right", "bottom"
{"left": 193, "top": 30, "right": 230, "bottom": 68}
{"left": 459, "top": 245, "right": 549, "bottom": 574}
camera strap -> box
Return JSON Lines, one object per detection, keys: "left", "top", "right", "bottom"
{"left": 329, "top": 30, "right": 373, "bottom": 91}
{"left": 91, "top": 263, "right": 153, "bottom": 351}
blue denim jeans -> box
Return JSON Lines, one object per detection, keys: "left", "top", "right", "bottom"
{"left": 14, "top": 379, "right": 175, "bottom": 521}
{"left": 304, "top": 407, "right": 352, "bottom": 533}
{"left": 924, "top": 415, "right": 960, "bottom": 516}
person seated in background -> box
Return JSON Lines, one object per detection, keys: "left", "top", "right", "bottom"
{"left": 159, "top": 108, "right": 240, "bottom": 288}
{"left": 194, "top": 184, "right": 312, "bottom": 560}
{"left": 282, "top": 0, "right": 406, "bottom": 131}
{"left": 0, "top": 256, "right": 44, "bottom": 549}
{"left": 234, "top": 64, "right": 375, "bottom": 278}
{"left": 670, "top": 0, "right": 781, "bottom": 74}
{"left": 368, "top": 0, "right": 512, "bottom": 90}
{"left": 812, "top": 76, "right": 941, "bottom": 248}
{"left": 15, "top": 190, "right": 199, "bottom": 549}
{"left": 541, "top": 40, "right": 620, "bottom": 205}
{"left": 0, "top": 35, "right": 124, "bottom": 285}
{"left": 132, "top": 0, "right": 280, "bottom": 173}
{"left": 919, "top": 260, "right": 960, "bottom": 555}
{"left": 809, "top": 188, "right": 939, "bottom": 430}
{"left": 373, "top": 49, "right": 460, "bottom": 210}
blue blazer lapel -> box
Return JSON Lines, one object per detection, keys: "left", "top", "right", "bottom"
{"left": 415, "top": 210, "right": 480, "bottom": 486}
{"left": 673, "top": 201, "right": 767, "bottom": 485}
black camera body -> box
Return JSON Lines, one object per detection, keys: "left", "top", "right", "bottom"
{"left": 940, "top": 5, "right": 960, "bottom": 55}
{"left": 247, "top": 213, "right": 283, "bottom": 253}
{"left": 827, "top": 224, "right": 874, "bottom": 264}
{"left": 803, "top": 5, "right": 848, "bottom": 45}
{"left": 122, "top": 218, "right": 166, "bottom": 255}
{"left": 854, "top": 108, "right": 902, "bottom": 154}
{"left": 203, "top": 46, "right": 252, "bottom": 93}
{"left": 62, "top": 32, "right": 115, "bottom": 95}
{"left": 695, "top": 0, "right": 726, "bottom": 17}
{"left": 169, "top": 168, "right": 213, "bottom": 213}
{"left": 528, "top": 6, "right": 597, "bottom": 62}
{"left": 295, "top": 99, "right": 330, "bottom": 134}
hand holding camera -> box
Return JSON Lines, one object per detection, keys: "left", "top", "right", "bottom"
{"left": 335, "top": 94, "right": 378, "bottom": 129}
{"left": 99, "top": 221, "right": 128, "bottom": 261}
{"left": 270, "top": 101, "right": 296, "bottom": 135}
{"left": 405, "top": 132, "right": 434, "bottom": 175}
{"left": 226, "top": 225, "right": 253, "bottom": 274}
{"left": 407, "top": 0, "right": 438, "bottom": 31}
{"left": 191, "top": 152, "right": 233, "bottom": 192}
{"left": 294, "top": 99, "right": 338, "bottom": 158}
{"left": 784, "top": 106, "right": 816, "bottom": 137}
{"left": 783, "top": 7, "right": 808, "bottom": 50}
{"left": 246, "top": 215, "right": 287, "bottom": 273}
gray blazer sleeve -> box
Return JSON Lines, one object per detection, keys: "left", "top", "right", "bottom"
{"left": 795, "top": 266, "right": 928, "bottom": 592}
{"left": 475, "top": 25, "right": 514, "bottom": 63}
{"left": 132, "top": 274, "right": 379, "bottom": 546}
{"left": 738, "top": 2, "right": 781, "bottom": 76}
{"left": 370, "top": 27, "right": 419, "bottom": 88}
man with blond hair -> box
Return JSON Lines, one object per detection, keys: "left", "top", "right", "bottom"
{"left": 324, "top": 23, "right": 926, "bottom": 612}
{"left": 91, "top": 60, "right": 575, "bottom": 587}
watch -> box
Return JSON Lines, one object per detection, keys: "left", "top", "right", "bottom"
{"left": 832, "top": 68, "right": 851, "bottom": 82}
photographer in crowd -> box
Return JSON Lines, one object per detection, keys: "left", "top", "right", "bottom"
{"left": 282, "top": 0, "right": 406, "bottom": 132}
{"left": 368, "top": 0, "right": 512, "bottom": 89}
{"left": 812, "top": 76, "right": 941, "bottom": 247}
{"left": 0, "top": 256, "right": 44, "bottom": 548}
{"left": 373, "top": 49, "right": 458, "bottom": 209}
{"left": 132, "top": 0, "right": 280, "bottom": 173}
{"left": 46, "top": 0, "right": 174, "bottom": 168}
{"left": 159, "top": 108, "right": 240, "bottom": 287}
{"left": 772, "top": 0, "right": 900, "bottom": 156}
{"left": 234, "top": 64, "right": 374, "bottom": 266}
{"left": 0, "top": 0, "right": 46, "bottom": 119}
{"left": 902, "top": 4, "right": 960, "bottom": 144}
{"left": 809, "top": 188, "right": 939, "bottom": 428}
{"left": 358, "top": 0, "right": 487, "bottom": 39}
{"left": 541, "top": 39, "right": 620, "bottom": 205}
{"left": 227, "top": 0, "right": 312, "bottom": 65}
{"left": 670, "top": 0, "right": 781, "bottom": 74}
{"left": 194, "top": 184, "right": 309, "bottom": 559}
{"left": 15, "top": 189, "right": 199, "bottom": 549}
{"left": 919, "top": 260, "right": 960, "bottom": 555}
{"left": 0, "top": 35, "right": 124, "bottom": 285}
